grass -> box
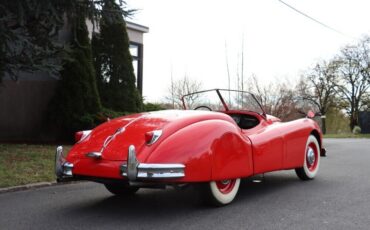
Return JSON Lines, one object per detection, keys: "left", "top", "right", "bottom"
{"left": 0, "top": 144, "right": 71, "bottom": 188}
{"left": 324, "top": 133, "right": 370, "bottom": 138}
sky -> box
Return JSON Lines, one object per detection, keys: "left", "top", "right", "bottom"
{"left": 125, "top": 0, "right": 370, "bottom": 102}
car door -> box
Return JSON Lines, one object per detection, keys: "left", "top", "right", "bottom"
{"left": 243, "top": 118, "right": 285, "bottom": 174}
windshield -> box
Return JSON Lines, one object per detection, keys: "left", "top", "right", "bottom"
{"left": 181, "top": 89, "right": 265, "bottom": 114}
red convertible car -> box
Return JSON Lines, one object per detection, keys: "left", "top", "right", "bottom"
{"left": 56, "top": 89, "right": 325, "bottom": 206}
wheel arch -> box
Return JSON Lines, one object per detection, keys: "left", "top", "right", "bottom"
{"left": 310, "top": 129, "right": 322, "bottom": 152}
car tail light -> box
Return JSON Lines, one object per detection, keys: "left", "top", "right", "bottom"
{"left": 145, "top": 130, "right": 162, "bottom": 145}
{"left": 75, "top": 130, "right": 92, "bottom": 143}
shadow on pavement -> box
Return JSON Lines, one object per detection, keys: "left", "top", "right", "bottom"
{"left": 59, "top": 172, "right": 305, "bottom": 224}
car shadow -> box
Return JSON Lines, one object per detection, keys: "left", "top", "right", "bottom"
{"left": 238, "top": 172, "right": 303, "bottom": 201}
{"left": 60, "top": 171, "right": 311, "bottom": 225}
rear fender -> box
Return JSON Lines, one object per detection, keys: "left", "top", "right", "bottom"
{"left": 211, "top": 129, "right": 253, "bottom": 181}
{"left": 145, "top": 119, "right": 253, "bottom": 182}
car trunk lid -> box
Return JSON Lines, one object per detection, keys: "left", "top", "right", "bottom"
{"left": 69, "top": 110, "right": 233, "bottom": 161}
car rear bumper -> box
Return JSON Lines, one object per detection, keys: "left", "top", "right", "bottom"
{"left": 121, "top": 145, "right": 185, "bottom": 180}
{"left": 55, "top": 146, "right": 74, "bottom": 182}
{"left": 55, "top": 145, "right": 186, "bottom": 182}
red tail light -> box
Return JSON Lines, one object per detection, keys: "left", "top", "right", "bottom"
{"left": 75, "top": 130, "right": 92, "bottom": 143}
{"left": 145, "top": 132, "right": 153, "bottom": 143}
{"left": 145, "top": 130, "right": 163, "bottom": 145}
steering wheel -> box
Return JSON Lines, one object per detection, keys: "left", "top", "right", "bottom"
{"left": 194, "top": 105, "right": 212, "bottom": 111}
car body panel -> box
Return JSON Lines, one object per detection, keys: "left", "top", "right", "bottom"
{"left": 59, "top": 89, "right": 324, "bottom": 186}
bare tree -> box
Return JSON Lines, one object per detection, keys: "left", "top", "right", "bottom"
{"left": 241, "top": 34, "right": 245, "bottom": 92}
{"left": 362, "top": 94, "right": 370, "bottom": 111}
{"left": 334, "top": 36, "right": 370, "bottom": 131}
{"left": 169, "top": 66, "right": 175, "bottom": 109}
{"left": 298, "top": 60, "right": 338, "bottom": 133}
{"left": 249, "top": 75, "right": 299, "bottom": 121}
{"left": 225, "top": 41, "right": 232, "bottom": 103}
{"left": 235, "top": 37, "right": 246, "bottom": 92}
{"left": 165, "top": 75, "right": 203, "bottom": 109}
{"left": 225, "top": 41, "right": 231, "bottom": 91}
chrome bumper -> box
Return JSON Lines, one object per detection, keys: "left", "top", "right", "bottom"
{"left": 120, "top": 145, "right": 185, "bottom": 181}
{"left": 55, "top": 145, "right": 185, "bottom": 182}
{"left": 55, "top": 146, "right": 74, "bottom": 181}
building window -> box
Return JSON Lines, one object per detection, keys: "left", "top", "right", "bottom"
{"left": 130, "top": 43, "right": 139, "bottom": 80}
{"left": 130, "top": 44, "right": 139, "bottom": 57}
{"left": 132, "top": 60, "right": 138, "bottom": 83}
{"left": 129, "top": 42, "right": 143, "bottom": 94}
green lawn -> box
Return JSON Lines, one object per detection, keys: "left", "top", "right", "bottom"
{"left": 0, "top": 144, "right": 71, "bottom": 188}
{"left": 324, "top": 133, "right": 370, "bottom": 138}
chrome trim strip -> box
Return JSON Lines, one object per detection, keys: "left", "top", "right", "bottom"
{"left": 137, "top": 163, "right": 185, "bottom": 178}
{"left": 99, "top": 116, "right": 145, "bottom": 154}
{"left": 121, "top": 145, "right": 185, "bottom": 180}
{"left": 138, "top": 163, "right": 185, "bottom": 169}
{"left": 86, "top": 152, "right": 102, "bottom": 159}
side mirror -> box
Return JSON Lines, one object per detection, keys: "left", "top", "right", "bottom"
{"left": 307, "top": 110, "right": 315, "bottom": 118}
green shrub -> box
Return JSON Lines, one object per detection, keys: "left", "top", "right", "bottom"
{"left": 92, "top": 0, "right": 142, "bottom": 113}
{"left": 99, "top": 108, "right": 129, "bottom": 120}
{"left": 0, "top": 40, "right": 4, "bottom": 83}
{"left": 352, "top": 126, "right": 361, "bottom": 134}
{"left": 143, "top": 103, "right": 165, "bottom": 112}
{"left": 49, "top": 14, "right": 102, "bottom": 141}
{"left": 326, "top": 107, "right": 350, "bottom": 134}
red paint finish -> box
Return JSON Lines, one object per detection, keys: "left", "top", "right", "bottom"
{"left": 65, "top": 108, "right": 323, "bottom": 183}
{"left": 211, "top": 129, "right": 253, "bottom": 181}
{"left": 246, "top": 122, "right": 285, "bottom": 174}
{"left": 72, "top": 158, "right": 123, "bottom": 179}
{"left": 144, "top": 119, "right": 252, "bottom": 182}
{"left": 283, "top": 119, "right": 321, "bottom": 169}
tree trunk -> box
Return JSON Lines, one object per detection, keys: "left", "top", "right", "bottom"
{"left": 349, "top": 114, "right": 357, "bottom": 132}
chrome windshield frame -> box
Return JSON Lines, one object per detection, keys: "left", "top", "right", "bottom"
{"left": 181, "top": 88, "right": 266, "bottom": 117}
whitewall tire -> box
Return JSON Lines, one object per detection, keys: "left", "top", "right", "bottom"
{"left": 295, "top": 135, "right": 320, "bottom": 180}
{"left": 199, "top": 178, "right": 241, "bottom": 206}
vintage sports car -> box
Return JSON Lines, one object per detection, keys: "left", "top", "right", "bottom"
{"left": 56, "top": 89, "right": 325, "bottom": 206}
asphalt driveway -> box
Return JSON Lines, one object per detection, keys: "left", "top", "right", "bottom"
{"left": 0, "top": 138, "right": 369, "bottom": 230}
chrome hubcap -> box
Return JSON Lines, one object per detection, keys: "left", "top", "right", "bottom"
{"left": 307, "top": 147, "right": 315, "bottom": 165}
{"left": 221, "top": 180, "right": 231, "bottom": 185}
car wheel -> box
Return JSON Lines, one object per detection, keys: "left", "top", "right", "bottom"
{"left": 199, "top": 178, "right": 240, "bottom": 206}
{"left": 295, "top": 135, "right": 320, "bottom": 180}
{"left": 104, "top": 183, "right": 139, "bottom": 196}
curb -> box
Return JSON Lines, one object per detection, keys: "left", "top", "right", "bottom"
{"left": 0, "top": 181, "right": 82, "bottom": 194}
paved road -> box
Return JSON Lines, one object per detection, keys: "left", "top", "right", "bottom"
{"left": 1, "top": 139, "right": 370, "bottom": 230}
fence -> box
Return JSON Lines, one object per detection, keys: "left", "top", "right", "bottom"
{"left": 0, "top": 76, "right": 58, "bottom": 142}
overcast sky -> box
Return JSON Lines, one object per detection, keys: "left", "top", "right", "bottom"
{"left": 125, "top": 0, "right": 370, "bottom": 102}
